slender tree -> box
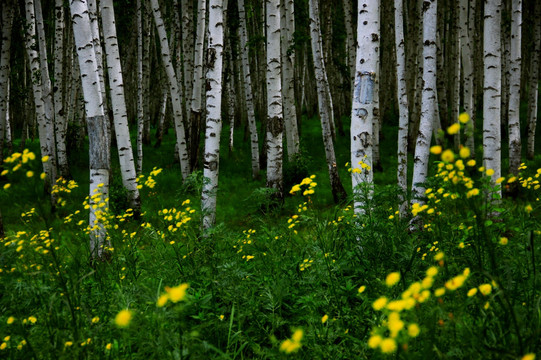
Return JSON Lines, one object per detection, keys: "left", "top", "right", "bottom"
{"left": 527, "top": 1, "right": 540, "bottom": 160}
{"left": 266, "top": 0, "right": 284, "bottom": 198}
{"left": 54, "top": 0, "right": 69, "bottom": 178}
{"left": 136, "top": 0, "right": 144, "bottom": 173}
{"left": 309, "top": 0, "right": 347, "bottom": 203}
{"left": 24, "top": 0, "right": 57, "bottom": 188}
{"left": 483, "top": 0, "right": 502, "bottom": 195}
{"left": 395, "top": 0, "right": 409, "bottom": 217}
{"left": 189, "top": 0, "right": 207, "bottom": 169}
{"left": 351, "top": 0, "right": 379, "bottom": 212}
{"left": 460, "top": 0, "right": 475, "bottom": 153}
{"left": 100, "top": 0, "right": 141, "bottom": 212}
{"left": 508, "top": 0, "right": 522, "bottom": 177}
{"left": 0, "top": 0, "right": 15, "bottom": 164}
{"left": 150, "top": 0, "right": 190, "bottom": 180}
{"left": 238, "top": 0, "right": 260, "bottom": 179}
{"left": 70, "top": 0, "right": 111, "bottom": 260}
{"left": 411, "top": 0, "right": 437, "bottom": 204}
{"left": 202, "top": 0, "right": 225, "bottom": 229}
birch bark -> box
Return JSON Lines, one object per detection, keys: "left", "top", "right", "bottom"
{"left": 70, "top": 0, "right": 111, "bottom": 260}
{"left": 395, "top": 0, "right": 409, "bottom": 218}
{"left": 0, "top": 0, "right": 14, "bottom": 164}
{"left": 309, "top": 0, "right": 346, "bottom": 203}
{"left": 24, "top": 0, "right": 57, "bottom": 187}
{"left": 351, "top": 0, "right": 379, "bottom": 212}
{"left": 460, "top": 0, "right": 475, "bottom": 152}
{"left": 266, "top": 0, "right": 284, "bottom": 198}
{"left": 54, "top": 0, "right": 69, "bottom": 178}
{"left": 411, "top": 0, "right": 437, "bottom": 204}
{"left": 100, "top": 0, "right": 141, "bottom": 212}
{"left": 136, "top": 0, "right": 144, "bottom": 173}
{"left": 150, "top": 0, "right": 190, "bottom": 179}
{"left": 202, "top": 0, "right": 225, "bottom": 229}
{"left": 238, "top": 0, "right": 260, "bottom": 179}
{"left": 527, "top": 1, "right": 540, "bottom": 160}
{"left": 483, "top": 0, "right": 502, "bottom": 195}
{"left": 508, "top": 0, "right": 522, "bottom": 177}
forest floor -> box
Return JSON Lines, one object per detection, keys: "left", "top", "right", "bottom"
{"left": 0, "top": 114, "right": 540, "bottom": 359}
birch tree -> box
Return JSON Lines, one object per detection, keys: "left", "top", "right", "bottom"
{"left": 100, "top": 0, "right": 141, "bottom": 212}
{"left": 351, "top": 0, "right": 379, "bottom": 212}
{"left": 266, "top": 0, "right": 284, "bottom": 198}
{"left": 508, "top": 0, "right": 522, "bottom": 177}
{"left": 54, "top": 0, "right": 69, "bottom": 178}
{"left": 136, "top": 0, "right": 144, "bottom": 173}
{"left": 24, "top": 0, "right": 57, "bottom": 187}
{"left": 70, "top": 0, "right": 111, "bottom": 260}
{"left": 281, "top": 0, "right": 299, "bottom": 161}
{"left": 238, "top": 0, "right": 260, "bottom": 179}
{"left": 483, "top": 0, "right": 502, "bottom": 195}
{"left": 189, "top": 0, "right": 207, "bottom": 169}
{"left": 150, "top": 0, "right": 190, "bottom": 179}
{"left": 395, "top": 0, "right": 409, "bottom": 217}
{"left": 411, "top": 0, "right": 437, "bottom": 204}
{"left": 527, "top": 1, "right": 540, "bottom": 160}
{"left": 460, "top": 0, "right": 475, "bottom": 153}
{"left": 309, "top": 0, "right": 347, "bottom": 203}
{"left": 0, "top": 0, "right": 14, "bottom": 164}
{"left": 202, "top": 0, "right": 225, "bottom": 229}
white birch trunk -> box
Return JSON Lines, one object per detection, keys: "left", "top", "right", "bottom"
{"left": 54, "top": 0, "right": 69, "bottom": 178}
{"left": 395, "top": 0, "right": 409, "bottom": 218}
{"left": 24, "top": 0, "right": 57, "bottom": 187}
{"left": 238, "top": 0, "right": 260, "bottom": 179}
{"left": 189, "top": 0, "right": 207, "bottom": 168}
{"left": 182, "top": 0, "right": 194, "bottom": 115}
{"left": 460, "top": 0, "right": 475, "bottom": 152}
{"left": 266, "top": 0, "right": 284, "bottom": 197}
{"left": 411, "top": 0, "right": 437, "bottom": 203}
{"left": 87, "top": 0, "right": 107, "bottom": 110}
{"left": 70, "top": 0, "right": 111, "bottom": 260}
{"left": 281, "top": 0, "right": 299, "bottom": 161}
{"left": 0, "top": 0, "right": 14, "bottom": 163}
{"left": 150, "top": 0, "right": 190, "bottom": 179}
{"left": 100, "top": 0, "right": 141, "bottom": 212}
{"left": 136, "top": 0, "right": 144, "bottom": 174}
{"left": 508, "top": 0, "right": 522, "bottom": 176}
{"left": 483, "top": 0, "right": 502, "bottom": 195}
{"left": 343, "top": 0, "right": 355, "bottom": 92}
{"left": 527, "top": 2, "right": 540, "bottom": 160}
{"left": 309, "top": 0, "right": 346, "bottom": 203}
{"left": 4, "top": 82, "right": 11, "bottom": 151}
{"left": 202, "top": 0, "right": 225, "bottom": 229}
{"left": 351, "top": 0, "right": 379, "bottom": 212}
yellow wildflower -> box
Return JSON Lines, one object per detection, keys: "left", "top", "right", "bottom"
{"left": 385, "top": 272, "right": 400, "bottom": 287}
{"left": 408, "top": 323, "right": 420, "bottom": 337}
{"left": 458, "top": 112, "right": 470, "bottom": 124}
{"left": 447, "top": 123, "right": 460, "bottom": 135}
{"left": 467, "top": 288, "right": 478, "bottom": 297}
{"left": 441, "top": 150, "right": 455, "bottom": 163}
{"left": 114, "top": 309, "right": 132, "bottom": 328}
{"left": 430, "top": 145, "right": 442, "bottom": 155}
{"left": 380, "top": 338, "right": 397, "bottom": 354}
{"left": 522, "top": 353, "right": 536, "bottom": 360}
{"left": 459, "top": 147, "right": 470, "bottom": 159}
{"left": 358, "top": 285, "right": 366, "bottom": 294}
{"left": 168, "top": 283, "right": 189, "bottom": 302}
{"left": 373, "top": 296, "right": 388, "bottom": 311}
{"left": 368, "top": 334, "right": 382, "bottom": 349}
{"left": 7, "top": 317, "right": 15, "bottom": 325}
{"left": 478, "top": 284, "right": 492, "bottom": 296}
{"left": 321, "top": 314, "right": 329, "bottom": 324}
{"left": 499, "top": 237, "right": 508, "bottom": 245}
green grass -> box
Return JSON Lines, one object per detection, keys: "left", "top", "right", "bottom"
{"left": 0, "top": 116, "right": 540, "bottom": 359}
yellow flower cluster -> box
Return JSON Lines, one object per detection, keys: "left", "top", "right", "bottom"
{"left": 279, "top": 329, "right": 303, "bottom": 353}
{"left": 156, "top": 283, "right": 190, "bottom": 307}
{"left": 299, "top": 258, "right": 313, "bottom": 271}
{"left": 136, "top": 167, "right": 163, "bottom": 189}
{"left": 289, "top": 175, "right": 317, "bottom": 196}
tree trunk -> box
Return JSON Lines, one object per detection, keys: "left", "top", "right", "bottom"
{"left": 343, "top": 0, "right": 355, "bottom": 97}
{"left": 526, "top": 1, "right": 540, "bottom": 160}
{"left": 461, "top": 0, "right": 475, "bottom": 153}
{"left": 238, "top": 0, "right": 260, "bottom": 179}
{"left": 101, "top": 0, "right": 142, "bottom": 213}
{"left": 0, "top": 0, "right": 14, "bottom": 165}
{"left": 309, "top": 0, "right": 347, "bottom": 203}
{"left": 136, "top": 0, "right": 144, "bottom": 173}
{"left": 150, "top": 0, "right": 190, "bottom": 180}
{"left": 411, "top": 0, "right": 437, "bottom": 204}
{"left": 395, "top": 0, "right": 409, "bottom": 218}
{"left": 24, "top": 0, "right": 57, "bottom": 189}
{"left": 189, "top": 0, "right": 207, "bottom": 170}
{"left": 182, "top": 0, "right": 194, "bottom": 118}
{"left": 87, "top": 0, "right": 108, "bottom": 112}
{"left": 483, "top": 0, "right": 502, "bottom": 195}
{"left": 70, "top": 0, "right": 111, "bottom": 260}
{"left": 281, "top": 0, "right": 299, "bottom": 161}
{"left": 508, "top": 0, "right": 522, "bottom": 177}
{"left": 54, "top": 0, "right": 69, "bottom": 178}
{"left": 202, "top": 0, "right": 225, "bottom": 229}
{"left": 351, "top": 0, "right": 379, "bottom": 212}
{"left": 266, "top": 0, "right": 284, "bottom": 199}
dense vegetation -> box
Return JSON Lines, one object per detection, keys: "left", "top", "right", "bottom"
{"left": 0, "top": 116, "right": 540, "bottom": 359}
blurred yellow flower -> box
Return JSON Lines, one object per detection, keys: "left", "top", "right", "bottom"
{"left": 114, "top": 309, "right": 132, "bottom": 328}
{"left": 380, "top": 338, "right": 397, "bottom": 353}
{"left": 6, "top": 317, "right": 15, "bottom": 325}
{"left": 430, "top": 145, "right": 442, "bottom": 155}
{"left": 368, "top": 334, "right": 382, "bottom": 349}
{"left": 522, "top": 353, "right": 536, "bottom": 360}
{"left": 385, "top": 272, "right": 400, "bottom": 287}
{"left": 373, "top": 297, "right": 388, "bottom": 311}
{"left": 41, "top": 156, "right": 49, "bottom": 163}
{"left": 447, "top": 123, "right": 460, "bottom": 135}
{"left": 441, "top": 150, "right": 455, "bottom": 163}
{"left": 458, "top": 113, "right": 470, "bottom": 124}
{"left": 459, "top": 147, "right": 470, "bottom": 159}
{"left": 358, "top": 285, "right": 366, "bottom": 294}
{"left": 321, "top": 314, "right": 329, "bottom": 324}
{"left": 26, "top": 171, "right": 34, "bottom": 178}
{"left": 408, "top": 323, "right": 420, "bottom": 337}
{"left": 499, "top": 237, "right": 508, "bottom": 245}
{"left": 467, "top": 288, "right": 478, "bottom": 297}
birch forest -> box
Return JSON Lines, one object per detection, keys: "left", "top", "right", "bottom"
{"left": 0, "top": 0, "right": 540, "bottom": 358}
